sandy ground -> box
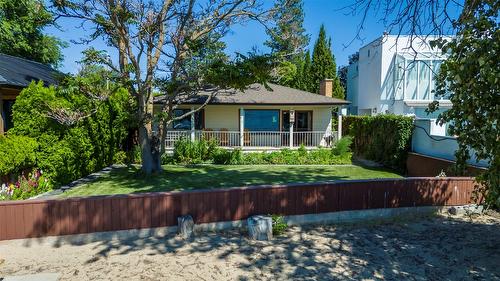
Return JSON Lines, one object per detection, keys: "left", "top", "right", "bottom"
{"left": 0, "top": 213, "right": 499, "bottom": 281}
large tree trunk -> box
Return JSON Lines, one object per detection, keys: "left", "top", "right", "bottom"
{"left": 139, "top": 94, "right": 163, "bottom": 175}
{"left": 138, "top": 123, "right": 154, "bottom": 174}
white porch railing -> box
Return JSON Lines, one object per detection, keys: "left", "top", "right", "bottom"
{"left": 165, "top": 130, "right": 338, "bottom": 148}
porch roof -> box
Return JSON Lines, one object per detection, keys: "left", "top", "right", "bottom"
{"left": 155, "top": 83, "right": 350, "bottom": 106}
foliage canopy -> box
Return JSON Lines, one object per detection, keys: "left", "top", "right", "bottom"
{"left": 429, "top": 0, "right": 499, "bottom": 208}
{"left": 0, "top": 0, "right": 64, "bottom": 67}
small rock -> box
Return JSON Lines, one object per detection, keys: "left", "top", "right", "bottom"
{"left": 247, "top": 215, "right": 272, "bottom": 241}
{"left": 178, "top": 215, "right": 195, "bottom": 239}
{"left": 448, "top": 206, "right": 459, "bottom": 215}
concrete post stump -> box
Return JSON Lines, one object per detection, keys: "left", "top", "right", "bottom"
{"left": 178, "top": 215, "right": 194, "bottom": 239}
{"left": 247, "top": 215, "right": 272, "bottom": 241}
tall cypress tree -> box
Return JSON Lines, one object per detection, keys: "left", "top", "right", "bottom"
{"left": 293, "top": 51, "right": 312, "bottom": 91}
{"left": 310, "top": 25, "right": 344, "bottom": 99}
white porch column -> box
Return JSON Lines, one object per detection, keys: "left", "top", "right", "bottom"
{"left": 289, "top": 110, "right": 294, "bottom": 148}
{"left": 190, "top": 106, "right": 195, "bottom": 142}
{"left": 239, "top": 108, "right": 244, "bottom": 147}
{"left": 337, "top": 108, "right": 343, "bottom": 140}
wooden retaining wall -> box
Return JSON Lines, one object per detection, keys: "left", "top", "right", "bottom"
{"left": 0, "top": 178, "right": 476, "bottom": 241}
{"left": 407, "top": 153, "right": 486, "bottom": 177}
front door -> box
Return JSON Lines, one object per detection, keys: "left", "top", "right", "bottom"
{"left": 282, "top": 110, "right": 313, "bottom": 146}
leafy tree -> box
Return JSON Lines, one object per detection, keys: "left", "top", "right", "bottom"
{"left": 52, "top": 0, "right": 274, "bottom": 174}
{"left": 0, "top": 0, "right": 64, "bottom": 67}
{"left": 310, "top": 25, "right": 344, "bottom": 99}
{"left": 429, "top": 0, "right": 499, "bottom": 208}
{"left": 265, "top": 0, "right": 309, "bottom": 57}
{"left": 337, "top": 65, "right": 348, "bottom": 94}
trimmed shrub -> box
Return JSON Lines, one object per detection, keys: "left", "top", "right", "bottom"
{"left": 0, "top": 135, "right": 38, "bottom": 177}
{"left": 343, "top": 115, "right": 414, "bottom": 171}
{"left": 213, "top": 146, "right": 352, "bottom": 165}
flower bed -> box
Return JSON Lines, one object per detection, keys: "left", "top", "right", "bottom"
{"left": 0, "top": 169, "right": 52, "bottom": 200}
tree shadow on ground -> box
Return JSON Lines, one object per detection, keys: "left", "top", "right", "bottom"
{"left": 61, "top": 164, "right": 401, "bottom": 197}
{"left": 41, "top": 215, "right": 500, "bottom": 280}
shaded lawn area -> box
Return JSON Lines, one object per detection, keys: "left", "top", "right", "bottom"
{"left": 60, "top": 165, "right": 402, "bottom": 198}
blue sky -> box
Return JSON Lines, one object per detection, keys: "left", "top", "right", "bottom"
{"left": 46, "top": 0, "right": 459, "bottom": 74}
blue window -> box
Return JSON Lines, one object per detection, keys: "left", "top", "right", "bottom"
{"left": 244, "top": 110, "right": 280, "bottom": 131}
{"left": 173, "top": 109, "right": 204, "bottom": 130}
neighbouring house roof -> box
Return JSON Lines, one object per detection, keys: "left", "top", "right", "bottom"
{"left": 0, "top": 53, "right": 61, "bottom": 88}
{"left": 155, "top": 83, "right": 350, "bottom": 106}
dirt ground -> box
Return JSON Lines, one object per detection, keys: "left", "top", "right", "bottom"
{"left": 1, "top": 213, "right": 499, "bottom": 281}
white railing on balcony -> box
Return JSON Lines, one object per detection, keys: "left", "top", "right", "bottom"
{"left": 165, "top": 130, "right": 338, "bottom": 148}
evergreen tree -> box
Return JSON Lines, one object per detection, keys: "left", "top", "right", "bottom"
{"left": 265, "top": 0, "right": 309, "bottom": 57}
{"left": 0, "top": 0, "right": 64, "bottom": 67}
{"left": 266, "top": 0, "right": 310, "bottom": 88}
{"left": 310, "top": 25, "right": 344, "bottom": 99}
{"left": 293, "top": 51, "right": 312, "bottom": 91}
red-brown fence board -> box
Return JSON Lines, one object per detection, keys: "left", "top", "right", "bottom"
{"left": 0, "top": 177, "right": 477, "bottom": 241}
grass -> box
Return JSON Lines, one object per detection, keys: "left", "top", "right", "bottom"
{"left": 59, "top": 164, "right": 403, "bottom": 198}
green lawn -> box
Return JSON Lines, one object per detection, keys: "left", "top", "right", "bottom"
{"left": 59, "top": 165, "right": 402, "bottom": 198}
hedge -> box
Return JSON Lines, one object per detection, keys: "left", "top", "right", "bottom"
{"left": 342, "top": 115, "right": 414, "bottom": 171}
{"left": 166, "top": 137, "right": 353, "bottom": 165}
{"left": 7, "top": 81, "right": 132, "bottom": 185}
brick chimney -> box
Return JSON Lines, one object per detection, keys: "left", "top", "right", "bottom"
{"left": 319, "top": 79, "right": 333, "bottom": 97}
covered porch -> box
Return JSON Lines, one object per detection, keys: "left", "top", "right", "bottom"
{"left": 164, "top": 105, "right": 343, "bottom": 149}
{"left": 165, "top": 129, "right": 339, "bottom": 149}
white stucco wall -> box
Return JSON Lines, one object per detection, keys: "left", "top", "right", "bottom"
{"left": 412, "top": 119, "right": 488, "bottom": 167}
{"left": 348, "top": 35, "right": 451, "bottom": 116}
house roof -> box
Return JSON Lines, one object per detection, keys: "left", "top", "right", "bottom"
{"left": 0, "top": 53, "right": 60, "bottom": 88}
{"left": 155, "top": 83, "right": 350, "bottom": 106}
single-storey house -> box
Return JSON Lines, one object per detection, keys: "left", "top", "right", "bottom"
{"left": 155, "top": 79, "right": 349, "bottom": 149}
{"left": 0, "top": 54, "right": 60, "bottom": 134}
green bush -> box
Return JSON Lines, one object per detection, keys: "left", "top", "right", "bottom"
{"left": 213, "top": 148, "right": 242, "bottom": 165}
{"left": 173, "top": 137, "right": 219, "bottom": 164}
{"left": 332, "top": 136, "right": 353, "bottom": 156}
{"left": 213, "top": 145, "right": 351, "bottom": 165}
{"left": 343, "top": 115, "right": 413, "bottom": 171}
{"left": 128, "top": 145, "right": 142, "bottom": 164}
{"left": 9, "top": 81, "right": 132, "bottom": 185}
{"left": 113, "top": 151, "right": 128, "bottom": 164}
{"left": 271, "top": 214, "right": 288, "bottom": 235}
{"left": 0, "top": 135, "right": 38, "bottom": 177}
{"left": 168, "top": 138, "right": 353, "bottom": 166}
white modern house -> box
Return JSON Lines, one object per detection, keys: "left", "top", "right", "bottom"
{"left": 346, "top": 34, "right": 452, "bottom": 118}
{"left": 154, "top": 80, "right": 349, "bottom": 150}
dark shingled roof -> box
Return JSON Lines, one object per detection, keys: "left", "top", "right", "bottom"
{"left": 0, "top": 53, "right": 60, "bottom": 88}
{"left": 155, "top": 83, "right": 349, "bottom": 106}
